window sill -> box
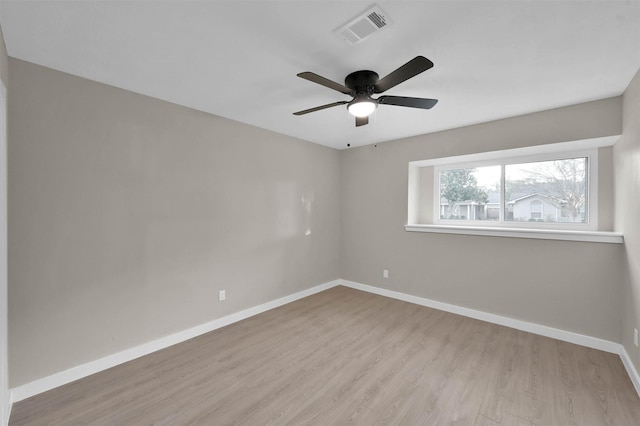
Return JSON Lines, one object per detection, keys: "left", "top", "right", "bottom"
{"left": 404, "top": 224, "right": 624, "bottom": 244}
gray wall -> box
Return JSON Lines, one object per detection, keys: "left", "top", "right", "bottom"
{"left": 0, "top": 21, "right": 8, "bottom": 426}
{"left": 616, "top": 68, "right": 640, "bottom": 374}
{"left": 0, "top": 26, "right": 6, "bottom": 87}
{"left": 340, "top": 98, "right": 624, "bottom": 342}
{"left": 8, "top": 59, "right": 341, "bottom": 387}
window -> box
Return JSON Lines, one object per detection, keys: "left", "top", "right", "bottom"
{"left": 505, "top": 157, "right": 587, "bottom": 224}
{"left": 529, "top": 200, "right": 543, "bottom": 220}
{"left": 406, "top": 137, "right": 627, "bottom": 240}
{"left": 434, "top": 153, "right": 593, "bottom": 230}
{"left": 406, "top": 137, "right": 623, "bottom": 243}
{"left": 438, "top": 166, "right": 500, "bottom": 222}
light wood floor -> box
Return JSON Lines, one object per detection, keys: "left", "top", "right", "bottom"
{"left": 10, "top": 286, "right": 640, "bottom": 425}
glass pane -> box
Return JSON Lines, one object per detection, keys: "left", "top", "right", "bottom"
{"left": 439, "top": 166, "right": 501, "bottom": 221}
{"left": 504, "top": 157, "right": 587, "bottom": 223}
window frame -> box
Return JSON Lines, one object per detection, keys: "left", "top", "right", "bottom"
{"left": 432, "top": 148, "right": 598, "bottom": 231}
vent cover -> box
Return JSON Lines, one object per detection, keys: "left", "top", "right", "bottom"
{"left": 335, "top": 5, "right": 391, "bottom": 46}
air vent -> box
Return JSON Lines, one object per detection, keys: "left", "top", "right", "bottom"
{"left": 334, "top": 5, "right": 391, "bottom": 46}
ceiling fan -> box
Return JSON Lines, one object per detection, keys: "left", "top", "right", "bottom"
{"left": 293, "top": 56, "right": 438, "bottom": 127}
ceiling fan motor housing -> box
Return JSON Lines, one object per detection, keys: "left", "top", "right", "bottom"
{"left": 345, "top": 70, "right": 379, "bottom": 95}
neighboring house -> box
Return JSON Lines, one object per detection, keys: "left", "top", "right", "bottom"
{"left": 510, "top": 193, "right": 587, "bottom": 222}
{"left": 439, "top": 201, "right": 484, "bottom": 220}
{"left": 507, "top": 193, "right": 563, "bottom": 222}
{"left": 439, "top": 191, "right": 499, "bottom": 221}
{"left": 441, "top": 192, "right": 585, "bottom": 222}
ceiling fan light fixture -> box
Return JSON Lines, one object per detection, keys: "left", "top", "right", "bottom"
{"left": 348, "top": 97, "right": 376, "bottom": 117}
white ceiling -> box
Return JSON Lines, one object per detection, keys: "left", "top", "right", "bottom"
{"left": 1, "top": 1, "right": 639, "bottom": 149}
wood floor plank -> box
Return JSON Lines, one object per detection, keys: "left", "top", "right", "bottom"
{"left": 10, "top": 286, "right": 640, "bottom": 425}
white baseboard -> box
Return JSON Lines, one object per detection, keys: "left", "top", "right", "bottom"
{"left": 339, "top": 280, "right": 619, "bottom": 353}
{"left": 619, "top": 346, "right": 640, "bottom": 397}
{"left": 10, "top": 278, "right": 640, "bottom": 404}
{"left": 10, "top": 279, "right": 340, "bottom": 403}
{"left": 339, "top": 279, "right": 640, "bottom": 397}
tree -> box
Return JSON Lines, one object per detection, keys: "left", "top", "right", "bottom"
{"left": 521, "top": 158, "right": 586, "bottom": 222}
{"left": 440, "top": 169, "right": 488, "bottom": 219}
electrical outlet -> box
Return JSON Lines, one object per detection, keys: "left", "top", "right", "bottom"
{"left": 219, "top": 290, "right": 226, "bottom": 302}
{"left": 635, "top": 328, "right": 638, "bottom": 347}
{"left": 383, "top": 269, "right": 389, "bottom": 279}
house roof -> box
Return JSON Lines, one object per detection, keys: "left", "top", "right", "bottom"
{"left": 507, "top": 193, "right": 559, "bottom": 205}
{"left": 1, "top": 1, "right": 639, "bottom": 149}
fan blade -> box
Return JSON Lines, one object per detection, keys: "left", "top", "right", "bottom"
{"left": 373, "top": 56, "right": 434, "bottom": 93}
{"left": 297, "top": 72, "right": 352, "bottom": 95}
{"left": 378, "top": 96, "right": 438, "bottom": 109}
{"left": 355, "top": 116, "right": 368, "bottom": 127}
{"left": 293, "top": 101, "right": 348, "bottom": 116}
